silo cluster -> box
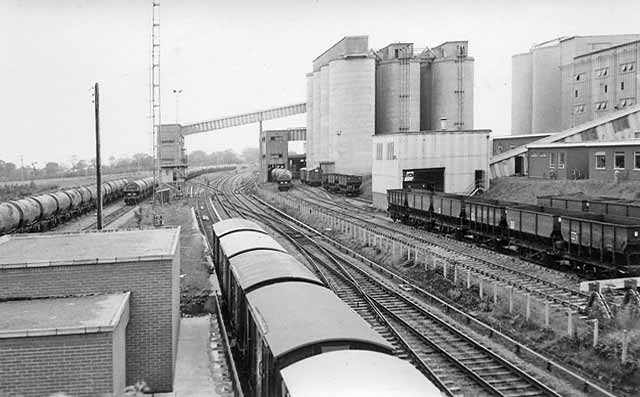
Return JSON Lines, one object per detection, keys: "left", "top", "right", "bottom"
{"left": 306, "top": 36, "right": 474, "bottom": 176}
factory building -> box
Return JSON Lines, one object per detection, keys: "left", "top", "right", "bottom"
{"left": 258, "top": 127, "right": 307, "bottom": 182}
{"left": 371, "top": 129, "right": 490, "bottom": 210}
{"left": 0, "top": 228, "right": 181, "bottom": 394}
{"left": 306, "top": 36, "right": 474, "bottom": 177}
{"left": 511, "top": 34, "right": 640, "bottom": 135}
{"left": 491, "top": 133, "right": 554, "bottom": 176}
{"left": 158, "top": 124, "right": 188, "bottom": 185}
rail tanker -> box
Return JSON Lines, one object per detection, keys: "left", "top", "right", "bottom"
{"left": 387, "top": 189, "right": 640, "bottom": 274}
{"left": 211, "top": 218, "right": 440, "bottom": 396}
{"left": 271, "top": 168, "right": 292, "bottom": 191}
{"left": 0, "top": 177, "right": 138, "bottom": 235}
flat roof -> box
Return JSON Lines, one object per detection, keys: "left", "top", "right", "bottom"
{"left": 230, "top": 250, "right": 321, "bottom": 292}
{"left": 0, "top": 292, "right": 130, "bottom": 338}
{"left": 281, "top": 350, "right": 441, "bottom": 397}
{"left": 528, "top": 139, "right": 640, "bottom": 149}
{"left": 246, "top": 282, "right": 392, "bottom": 360}
{"left": 219, "top": 231, "right": 285, "bottom": 259}
{"left": 212, "top": 218, "right": 265, "bottom": 238}
{"left": 0, "top": 227, "right": 180, "bottom": 268}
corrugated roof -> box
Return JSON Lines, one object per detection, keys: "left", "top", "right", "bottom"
{"left": 212, "top": 218, "right": 265, "bottom": 238}
{"left": 219, "top": 231, "right": 285, "bottom": 259}
{"left": 0, "top": 292, "right": 130, "bottom": 338}
{"left": 230, "top": 250, "right": 321, "bottom": 292}
{"left": 280, "top": 350, "right": 441, "bottom": 397}
{"left": 246, "top": 282, "right": 392, "bottom": 360}
{"left": 0, "top": 227, "right": 180, "bottom": 268}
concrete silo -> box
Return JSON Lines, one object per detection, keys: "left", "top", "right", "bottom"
{"left": 430, "top": 42, "right": 474, "bottom": 130}
{"left": 311, "top": 71, "right": 322, "bottom": 168}
{"left": 375, "top": 43, "right": 421, "bottom": 134}
{"left": 329, "top": 56, "right": 376, "bottom": 175}
{"left": 319, "top": 65, "right": 331, "bottom": 163}
{"left": 305, "top": 72, "right": 315, "bottom": 164}
{"left": 511, "top": 53, "right": 533, "bottom": 135}
{"left": 531, "top": 44, "right": 561, "bottom": 134}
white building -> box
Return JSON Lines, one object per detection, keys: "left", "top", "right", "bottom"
{"left": 371, "top": 129, "right": 491, "bottom": 209}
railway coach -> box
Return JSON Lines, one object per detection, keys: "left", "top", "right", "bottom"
{"left": 388, "top": 189, "right": 640, "bottom": 273}
{"left": 211, "top": 218, "right": 440, "bottom": 397}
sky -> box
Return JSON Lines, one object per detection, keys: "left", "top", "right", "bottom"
{"left": 2, "top": 0, "right": 640, "bottom": 167}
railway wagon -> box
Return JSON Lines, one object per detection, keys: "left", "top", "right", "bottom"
{"left": 538, "top": 193, "right": 640, "bottom": 219}
{"left": 323, "top": 173, "right": 362, "bottom": 196}
{"left": 245, "top": 282, "right": 393, "bottom": 396}
{"left": 389, "top": 188, "right": 640, "bottom": 272}
{"left": 280, "top": 350, "right": 442, "bottom": 397}
{"left": 216, "top": 230, "right": 286, "bottom": 297}
{"left": 300, "top": 167, "right": 322, "bottom": 186}
{"left": 227, "top": 250, "right": 323, "bottom": 364}
{"left": 123, "top": 177, "right": 154, "bottom": 205}
{"left": 211, "top": 218, "right": 266, "bottom": 265}
{"left": 271, "top": 168, "right": 292, "bottom": 191}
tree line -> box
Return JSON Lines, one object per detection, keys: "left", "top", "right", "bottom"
{"left": 0, "top": 147, "right": 259, "bottom": 182}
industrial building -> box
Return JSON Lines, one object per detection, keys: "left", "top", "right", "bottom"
{"left": 306, "top": 36, "right": 474, "bottom": 176}
{"left": 0, "top": 227, "right": 181, "bottom": 394}
{"left": 491, "top": 103, "right": 640, "bottom": 179}
{"left": 492, "top": 133, "right": 554, "bottom": 175}
{"left": 258, "top": 127, "right": 307, "bottom": 182}
{"left": 511, "top": 34, "right": 640, "bottom": 135}
{"left": 158, "top": 124, "right": 188, "bottom": 185}
{"left": 0, "top": 293, "right": 130, "bottom": 396}
{"left": 371, "top": 129, "right": 490, "bottom": 209}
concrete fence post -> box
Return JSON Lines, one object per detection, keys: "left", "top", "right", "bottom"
{"left": 443, "top": 261, "right": 448, "bottom": 278}
{"left": 567, "top": 310, "right": 574, "bottom": 338}
{"left": 508, "top": 286, "right": 514, "bottom": 314}
{"left": 466, "top": 268, "right": 471, "bottom": 289}
{"left": 479, "top": 278, "right": 484, "bottom": 299}
{"left": 493, "top": 282, "right": 498, "bottom": 304}
{"left": 592, "top": 319, "right": 599, "bottom": 348}
{"left": 622, "top": 329, "right": 629, "bottom": 362}
{"left": 544, "top": 302, "right": 550, "bottom": 328}
{"left": 453, "top": 264, "right": 458, "bottom": 284}
{"left": 525, "top": 294, "right": 531, "bottom": 321}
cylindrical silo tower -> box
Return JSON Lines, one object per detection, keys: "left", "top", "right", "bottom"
{"left": 430, "top": 53, "right": 474, "bottom": 131}
{"left": 311, "top": 71, "right": 321, "bottom": 168}
{"left": 329, "top": 55, "right": 376, "bottom": 175}
{"left": 511, "top": 53, "right": 533, "bottom": 135}
{"left": 531, "top": 44, "right": 561, "bottom": 134}
{"left": 319, "top": 65, "right": 331, "bottom": 163}
{"left": 376, "top": 58, "right": 421, "bottom": 134}
{"left": 305, "top": 72, "right": 314, "bottom": 165}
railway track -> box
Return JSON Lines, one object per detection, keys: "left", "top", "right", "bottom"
{"left": 81, "top": 204, "right": 135, "bottom": 231}
{"left": 285, "top": 187, "right": 595, "bottom": 314}
{"left": 207, "top": 173, "right": 571, "bottom": 397}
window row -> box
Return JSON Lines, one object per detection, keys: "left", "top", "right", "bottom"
{"left": 375, "top": 142, "right": 397, "bottom": 160}
{"left": 621, "top": 62, "right": 636, "bottom": 73}
{"left": 573, "top": 63, "right": 636, "bottom": 82}
{"left": 595, "top": 68, "right": 609, "bottom": 78}
{"left": 574, "top": 98, "right": 636, "bottom": 114}
{"left": 595, "top": 152, "right": 640, "bottom": 170}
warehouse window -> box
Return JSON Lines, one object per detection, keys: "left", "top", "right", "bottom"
{"left": 595, "top": 68, "right": 609, "bottom": 78}
{"left": 558, "top": 152, "right": 566, "bottom": 169}
{"left": 549, "top": 153, "right": 556, "bottom": 168}
{"left": 604, "top": 84, "right": 608, "bottom": 93}
{"left": 635, "top": 152, "right": 640, "bottom": 169}
{"left": 376, "top": 143, "right": 383, "bottom": 160}
{"left": 497, "top": 144, "right": 503, "bottom": 153}
{"left": 621, "top": 82, "right": 625, "bottom": 90}
{"left": 386, "top": 142, "right": 395, "bottom": 160}
{"left": 575, "top": 89, "right": 578, "bottom": 98}
{"left": 575, "top": 73, "right": 584, "bottom": 81}
{"left": 595, "top": 152, "right": 606, "bottom": 169}
{"left": 615, "top": 152, "right": 626, "bottom": 169}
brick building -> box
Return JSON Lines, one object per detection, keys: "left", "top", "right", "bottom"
{"left": 0, "top": 227, "right": 181, "bottom": 393}
{"left": 0, "top": 293, "right": 130, "bottom": 397}
{"left": 527, "top": 140, "right": 640, "bottom": 181}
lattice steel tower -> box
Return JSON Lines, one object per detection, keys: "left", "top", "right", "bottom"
{"left": 151, "top": 1, "right": 161, "bottom": 203}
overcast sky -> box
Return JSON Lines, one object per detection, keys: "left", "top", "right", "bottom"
{"left": 2, "top": 0, "right": 640, "bottom": 166}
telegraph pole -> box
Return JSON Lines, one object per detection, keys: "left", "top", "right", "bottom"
{"left": 94, "top": 82, "right": 103, "bottom": 229}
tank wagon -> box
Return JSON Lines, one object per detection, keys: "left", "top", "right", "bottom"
{"left": 0, "top": 177, "right": 132, "bottom": 235}
{"left": 538, "top": 193, "right": 640, "bottom": 219}
{"left": 212, "top": 218, "right": 438, "bottom": 396}
{"left": 123, "top": 177, "right": 155, "bottom": 205}
{"left": 323, "top": 173, "right": 362, "bottom": 196}
{"left": 299, "top": 167, "right": 323, "bottom": 187}
{"left": 271, "top": 168, "right": 292, "bottom": 191}
{"left": 388, "top": 189, "right": 640, "bottom": 273}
